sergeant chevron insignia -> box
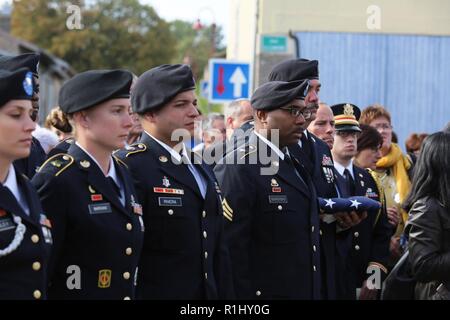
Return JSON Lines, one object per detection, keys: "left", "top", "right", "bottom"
{"left": 222, "top": 198, "right": 233, "bottom": 222}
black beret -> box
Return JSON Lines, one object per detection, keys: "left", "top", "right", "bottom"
{"left": 268, "top": 58, "right": 319, "bottom": 82}
{"left": 0, "top": 53, "right": 40, "bottom": 76}
{"left": 59, "top": 69, "right": 133, "bottom": 114}
{"left": 131, "top": 64, "right": 196, "bottom": 114}
{"left": 251, "top": 80, "right": 309, "bottom": 111}
{"left": 331, "top": 103, "right": 361, "bottom": 132}
{"left": 0, "top": 68, "right": 34, "bottom": 107}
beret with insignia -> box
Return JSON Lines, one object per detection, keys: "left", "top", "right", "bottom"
{"left": 0, "top": 53, "right": 40, "bottom": 76}
{"left": 0, "top": 68, "right": 34, "bottom": 107}
{"left": 319, "top": 196, "right": 381, "bottom": 214}
{"left": 268, "top": 58, "right": 319, "bottom": 82}
{"left": 251, "top": 80, "right": 309, "bottom": 111}
{"left": 59, "top": 69, "right": 133, "bottom": 114}
{"left": 331, "top": 103, "right": 361, "bottom": 132}
{"left": 131, "top": 64, "right": 196, "bottom": 114}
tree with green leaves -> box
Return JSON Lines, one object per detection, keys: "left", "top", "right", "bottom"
{"left": 11, "top": 0, "right": 176, "bottom": 74}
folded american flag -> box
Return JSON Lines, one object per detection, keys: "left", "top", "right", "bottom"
{"left": 318, "top": 196, "right": 381, "bottom": 214}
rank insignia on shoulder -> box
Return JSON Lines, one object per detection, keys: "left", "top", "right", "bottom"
{"left": 39, "top": 153, "right": 74, "bottom": 176}
{"left": 322, "top": 155, "right": 334, "bottom": 166}
{"left": 98, "top": 269, "right": 112, "bottom": 288}
{"left": 51, "top": 160, "right": 62, "bottom": 168}
{"left": 222, "top": 198, "right": 233, "bottom": 222}
{"left": 125, "top": 143, "right": 147, "bottom": 157}
{"left": 272, "top": 187, "right": 282, "bottom": 193}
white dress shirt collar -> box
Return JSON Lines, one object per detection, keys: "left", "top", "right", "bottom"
{"left": 334, "top": 160, "right": 355, "bottom": 179}
{"left": 3, "top": 164, "right": 30, "bottom": 215}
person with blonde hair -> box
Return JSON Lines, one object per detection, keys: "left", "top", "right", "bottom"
{"left": 360, "top": 105, "right": 412, "bottom": 262}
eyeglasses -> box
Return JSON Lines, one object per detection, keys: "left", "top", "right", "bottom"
{"left": 279, "top": 106, "right": 312, "bottom": 119}
{"left": 373, "top": 123, "right": 392, "bottom": 131}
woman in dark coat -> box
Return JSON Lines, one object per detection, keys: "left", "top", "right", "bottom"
{"left": 405, "top": 131, "right": 450, "bottom": 300}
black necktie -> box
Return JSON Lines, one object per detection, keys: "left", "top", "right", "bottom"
{"left": 301, "top": 134, "right": 312, "bottom": 159}
{"left": 107, "top": 176, "right": 121, "bottom": 198}
{"left": 343, "top": 169, "right": 355, "bottom": 195}
{"left": 283, "top": 148, "right": 307, "bottom": 185}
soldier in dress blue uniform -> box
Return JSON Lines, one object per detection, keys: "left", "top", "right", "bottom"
{"left": 115, "top": 64, "right": 234, "bottom": 300}
{"left": 330, "top": 103, "right": 392, "bottom": 300}
{"left": 0, "top": 68, "right": 52, "bottom": 300}
{"left": 32, "top": 70, "right": 144, "bottom": 300}
{"left": 0, "top": 53, "right": 46, "bottom": 179}
{"left": 268, "top": 59, "right": 364, "bottom": 299}
{"left": 214, "top": 80, "right": 322, "bottom": 300}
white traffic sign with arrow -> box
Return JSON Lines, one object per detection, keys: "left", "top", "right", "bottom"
{"left": 229, "top": 67, "right": 248, "bottom": 98}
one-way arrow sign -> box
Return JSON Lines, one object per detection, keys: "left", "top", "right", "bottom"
{"left": 229, "top": 67, "right": 247, "bottom": 98}
{"left": 208, "top": 59, "right": 252, "bottom": 103}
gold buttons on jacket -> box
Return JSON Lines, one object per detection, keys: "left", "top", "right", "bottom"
{"left": 277, "top": 205, "right": 283, "bottom": 211}
{"left": 123, "top": 296, "right": 131, "bottom": 300}
{"left": 204, "top": 251, "right": 208, "bottom": 259}
{"left": 354, "top": 232, "right": 359, "bottom": 238}
{"left": 202, "top": 210, "right": 207, "bottom": 218}
{"left": 205, "top": 273, "right": 208, "bottom": 280}
{"left": 311, "top": 226, "right": 315, "bottom": 233}
{"left": 33, "top": 290, "right": 41, "bottom": 299}
{"left": 313, "top": 265, "right": 317, "bottom": 272}
{"left": 31, "top": 234, "right": 39, "bottom": 243}
{"left": 168, "top": 209, "right": 174, "bottom": 215}
{"left": 256, "top": 290, "right": 262, "bottom": 296}
{"left": 355, "top": 245, "right": 360, "bottom": 251}
{"left": 32, "top": 262, "right": 41, "bottom": 271}
{"left": 203, "top": 231, "right": 207, "bottom": 239}
{"left": 125, "top": 247, "right": 133, "bottom": 256}
{"left": 123, "top": 272, "right": 131, "bottom": 280}
{"left": 126, "top": 223, "right": 133, "bottom": 231}
{"left": 313, "top": 245, "right": 317, "bottom": 252}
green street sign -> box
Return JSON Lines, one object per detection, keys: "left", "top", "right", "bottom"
{"left": 261, "top": 35, "right": 288, "bottom": 53}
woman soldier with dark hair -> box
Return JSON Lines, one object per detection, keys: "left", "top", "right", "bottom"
{"left": 0, "top": 68, "right": 52, "bottom": 300}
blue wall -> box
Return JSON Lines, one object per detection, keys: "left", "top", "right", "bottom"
{"left": 294, "top": 31, "right": 450, "bottom": 147}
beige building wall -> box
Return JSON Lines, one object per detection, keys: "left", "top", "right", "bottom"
{"left": 227, "top": 0, "right": 450, "bottom": 88}
{"left": 259, "top": 0, "right": 450, "bottom": 36}
{"left": 227, "top": 0, "right": 258, "bottom": 61}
